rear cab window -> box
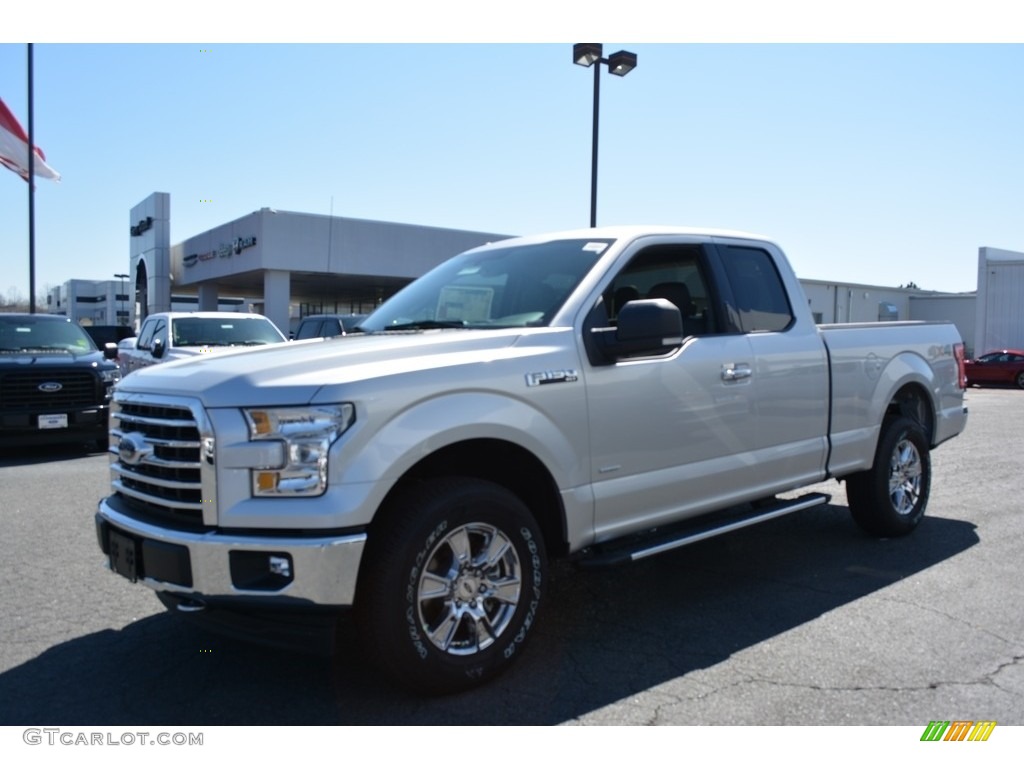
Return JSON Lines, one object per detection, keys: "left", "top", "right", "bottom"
{"left": 719, "top": 245, "right": 794, "bottom": 333}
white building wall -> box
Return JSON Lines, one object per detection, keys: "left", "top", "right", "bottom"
{"left": 46, "top": 279, "right": 121, "bottom": 325}
{"left": 800, "top": 280, "right": 913, "bottom": 324}
{"left": 975, "top": 247, "right": 1024, "bottom": 355}
{"left": 909, "top": 294, "right": 977, "bottom": 356}
{"left": 173, "top": 209, "right": 510, "bottom": 288}
{"left": 129, "top": 192, "right": 172, "bottom": 322}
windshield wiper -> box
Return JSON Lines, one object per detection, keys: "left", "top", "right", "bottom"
{"left": 1, "top": 345, "right": 71, "bottom": 352}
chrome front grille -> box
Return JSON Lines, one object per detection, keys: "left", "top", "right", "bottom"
{"left": 110, "top": 394, "right": 212, "bottom": 527}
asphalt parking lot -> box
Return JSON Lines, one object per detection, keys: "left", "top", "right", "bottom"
{"left": 0, "top": 387, "right": 1021, "bottom": 726}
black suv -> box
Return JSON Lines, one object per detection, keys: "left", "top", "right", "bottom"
{"left": 292, "top": 313, "right": 367, "bottom": 340}
{"left": 0, "top": 314, "right": 120, "bottom": 450}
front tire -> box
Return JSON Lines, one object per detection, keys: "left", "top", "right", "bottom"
{"left": 846, "top": 416, "right": 931, "bottom": 537}
{"left": 354, "top": 478, "right": 546, "bottom": 694}
{"left": 1016, "top": 371, "right": 1024, "bottom": 390}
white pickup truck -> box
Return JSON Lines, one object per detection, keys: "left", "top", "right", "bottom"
{"left": 117, "top": 311, "right": 286, "bottom": 376}
{"left": 96, "top": 226, "right": 967, "bottom": 693}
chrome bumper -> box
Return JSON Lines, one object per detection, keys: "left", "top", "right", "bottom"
{"left": 96, "top": 496, "right": 366, "bottom": 607}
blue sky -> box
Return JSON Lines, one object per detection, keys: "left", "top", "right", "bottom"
{"left": 1, "top": 18, "right": 1022, "bottom": 300}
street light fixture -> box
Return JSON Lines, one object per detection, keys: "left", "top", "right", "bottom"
{"left": 573, "top": 43, "right": 637, "bottom": 228}
{"left": 114, "top": 273, "right": 129, "bottom": 326}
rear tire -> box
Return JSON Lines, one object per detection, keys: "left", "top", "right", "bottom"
{"left": 1016, "top": 371, "right": 1024, "bottom": 390}
{"left": 847, "top": 416, "right": 931, "bottom": 537}
{"left": 354, "top": 477, "right": 546, "bottom": 694}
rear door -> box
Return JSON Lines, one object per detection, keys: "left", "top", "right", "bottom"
{"left": 712, "top": 239, "right": 829, "bottom": 491}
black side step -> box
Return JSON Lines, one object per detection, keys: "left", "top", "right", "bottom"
{"left": 579, "top": 492, "right": 831, "bottom": 568}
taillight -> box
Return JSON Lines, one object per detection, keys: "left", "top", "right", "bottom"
{"left": 953, "top": 342, "right": 967, "bottom": 389}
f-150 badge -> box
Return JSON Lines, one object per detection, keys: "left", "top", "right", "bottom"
{"left": 525, "top": 369, "right": 579, "bottom": 387}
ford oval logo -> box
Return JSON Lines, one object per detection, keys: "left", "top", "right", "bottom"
{"left": 38, "top": 381, "right": 63, "bottom": 393}
{"left": 117, "top": 432, "right": 152, "bottom": 466}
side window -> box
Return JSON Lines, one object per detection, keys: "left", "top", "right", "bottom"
{"left": 322, "top": 319, "right": 342, "bottom": 337}
{"left": 604, "top": 244, "right": 716, "bottom": 337}
{"left": 295, "top": 320, "right": 322, "bottom": 340}
{"left": 136, "top": 319, "right": 157, "bottom": 350}
{"left": 720, "top": 246, "right": 794, "bottom": 333}
{"left": 153, "top": 320, "right": 168, "bottom": 348}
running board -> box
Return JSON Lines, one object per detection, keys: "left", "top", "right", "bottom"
{"left": 579, "top": 493, "right": 831, "bottom": 568}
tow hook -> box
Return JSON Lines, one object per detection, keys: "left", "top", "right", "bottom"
{"left": 174, "top": 597, "right": 207, "bottom": 613}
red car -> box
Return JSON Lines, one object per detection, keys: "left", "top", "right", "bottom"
{"left": 964, "top": 349, "right": 1024, "bottom": 389}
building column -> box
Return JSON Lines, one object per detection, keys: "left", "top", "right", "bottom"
{"left": 263, "top": 270, "right": 290, "bottom": 336}
{"left": 197, "top": 282, "right": 219, "bottom": 312}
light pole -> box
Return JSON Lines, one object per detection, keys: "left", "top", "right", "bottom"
{"left": 114, "top": 273, "right": 129, "bottom": 326}
{"left": 573, "top": 43, "right": 637, "bottom": 228}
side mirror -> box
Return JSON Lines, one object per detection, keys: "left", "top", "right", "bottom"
{"left": 151, "top": 337, "right": 166, "bottom": 359}
{"left": 590, "top": 299, "right": 684, "bottom": 363}
{"left": 103, "top": 342, "right": 118, "bottom": 360}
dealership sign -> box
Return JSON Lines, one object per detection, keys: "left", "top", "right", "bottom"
{"left": 218, "top": 236, "right": 257, "bottom": 257}
{"left": 185, "top": 236, "right": 257, "bottom": 267}
{"left": 130, "top": 216, "right": 153, "bottom": 236}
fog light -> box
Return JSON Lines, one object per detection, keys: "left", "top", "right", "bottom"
{"left": 229, "top": 551, "right": 294, "bottom": 591}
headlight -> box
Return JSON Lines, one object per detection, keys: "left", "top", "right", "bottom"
{"left": 100, "top": 367, "right": 120, "bottom": 398}
{"left": 243, "top": 404, "right": 355, "bottom": 497}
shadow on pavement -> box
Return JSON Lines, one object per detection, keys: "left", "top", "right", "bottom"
{"left": 0, "top": 442, "right": 107, "bottom": 467}
{"left": 0, "top": 505, "right": 978, "bottom": 725}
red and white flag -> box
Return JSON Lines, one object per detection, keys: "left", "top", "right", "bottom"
{"left": 0, "top": 95, "right": 60, "bottom": 182}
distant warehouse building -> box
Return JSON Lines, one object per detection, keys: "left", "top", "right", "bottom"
{"left": 974, "top": 246, "right": 1024, "bottom": 356}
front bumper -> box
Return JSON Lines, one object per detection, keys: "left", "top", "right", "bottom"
{"left": 0, "top": 405, "right": 107, "bottom": 447}
{"left": 96, "top": 495, "right": 367, "bottom": 607}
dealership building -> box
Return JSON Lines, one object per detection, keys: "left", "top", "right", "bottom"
{"left": 125, "top": 192, "right": 510, "bottom": 336}
{"left": 43, "top": 192, "right": 1023, "bottom": 357}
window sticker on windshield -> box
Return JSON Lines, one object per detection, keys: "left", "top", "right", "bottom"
{"left": 437, "top": 286, "right": 494, "bottom": 323}
{"left": 582, "top": 242, "right": 609, "bottom": 254}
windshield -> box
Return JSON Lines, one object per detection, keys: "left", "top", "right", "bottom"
{"left": 171, "top": 317, "right": 285, "bottom": 347}
{"left": 0, "top": 316, "right": 97, "bottom": 353}
{"left": 359, "top": 238, "right": 611, "bottom": 332}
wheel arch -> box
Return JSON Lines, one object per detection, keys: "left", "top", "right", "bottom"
{"left": 376, "top": 438, "right": 569, "bottom": 558}
{"left": 884, "top": 381, "right": 936, "bottom": 445}
{"left": 871, "top": 352, "right": 940, "bottom": 445}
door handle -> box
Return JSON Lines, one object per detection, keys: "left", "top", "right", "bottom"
{"left": 722, "top": 363, "right": 752, "bottom": 381}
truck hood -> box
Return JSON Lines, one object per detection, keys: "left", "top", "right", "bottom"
{"left": 165, "top": 344, "right": 274, "bottom": 361}
{"left": 116, "top": 329, "right": 538, "bottom": 407}
{"left": 0, "top": 348, "right": 109, "bottom": 368}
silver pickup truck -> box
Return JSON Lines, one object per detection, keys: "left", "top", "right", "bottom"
{"left": 96, "top": 226, "right": 967, "bottom": 693}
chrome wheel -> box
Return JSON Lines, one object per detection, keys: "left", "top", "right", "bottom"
{"left": 417, "top": 522, "right": 522, "bottom": 656}
{"left": 848, "top": 416, "right": 931, "bottom": 537}
{"left": 888, "top": 438, "right": 923, "bottom": 516}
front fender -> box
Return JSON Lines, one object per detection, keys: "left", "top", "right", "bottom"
{"left": 331, "top": 389, "right": 590, "bottom": 523}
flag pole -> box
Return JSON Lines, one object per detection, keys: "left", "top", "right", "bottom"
{"left": 27, "top": 43, "right": 36, "bottom": 314}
